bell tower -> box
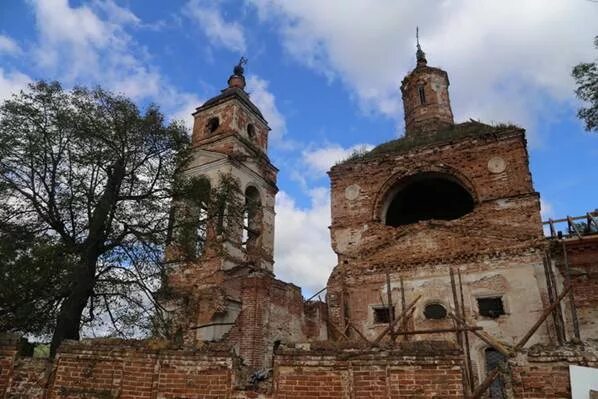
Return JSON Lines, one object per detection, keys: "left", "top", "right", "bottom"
{"left": 165, "top": 58, "right": 279, "bottom": 347}
{"left": 187, "top": 57, "right": 278, "bottom": 272}
{"left": 401, "top": 29, "right": 454, "bottom": 136}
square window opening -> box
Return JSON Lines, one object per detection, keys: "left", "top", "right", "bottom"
{"left": 477, "top": 297, "right": 505, "bottom": 319}
{"left": 373, "top": 306, "right": 395, "bottom": 324}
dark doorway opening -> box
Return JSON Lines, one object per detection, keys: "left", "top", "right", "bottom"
{"left": 384, "top": 174, "right": 474, "bottom": 227}
{"left": 485, "top": 348, "right": 507, "bottom": 398}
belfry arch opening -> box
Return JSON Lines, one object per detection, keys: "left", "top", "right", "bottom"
{"left": 242, "top": 186, "right": 262, "bottom": 250}
{"left": 383, "top": 173, "right": 474, "bottom": 227}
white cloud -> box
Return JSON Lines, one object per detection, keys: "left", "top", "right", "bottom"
{"left": 0, "top": 68, "right": 31, "bottom": 103}
{"left": 28, "top": 0, "right": 201, "bottom": 125}
{"left": 0, "top": 35, "right": 22, "bottom": 55}
{"left": 540, "top": 198, "right": 555, "bottom": 220}
{"left": 185, "top": 0, "right": 246, "bottom": 53}
{"left": 540, "top": 198, "right": 555, "bottom": 237}
{"left": 31, "top": 0, "right": 114, "bottom": 76}
{"left": 274, "top": 189, "right": 336, "bottom": 296}
{"left": 248, "top": 0, "right": 598, "bottom": 142}
{"left": 170, "top": 93, "right": 204, "bottom": 131}
{"left": 246, "top": 75, "right": 287, "bottom": 145}
{"left": 302, "top": 143, "right": 373, "bottom": 175}
{"left": 94, "top": 0, "right": 141, "bottom": 26}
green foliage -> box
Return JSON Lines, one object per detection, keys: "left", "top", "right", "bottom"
{"left": 33, "top": 343, "right": 50, "bottom": 358}
{"left": 572, "top": 36, "right": 598, "bottom": 132}
{"left": 172, "top": 173, "right": 243, "bottom": 260}
{"left": 573, "top": 221, "right": 598, "bottom": 235}
{"left": 0, "top": 223, "right": 75, "bottom": 336}
{"left": 0, "top": 81, "right": 192, "bottom": 349}
{"left": 340, "top": 146, "right": 371, "bottom": 163}
{"left": 337, "top": 121, "right": 521, "bottom": 166}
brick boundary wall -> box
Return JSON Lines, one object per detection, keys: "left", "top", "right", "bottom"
{"left": 510, "top": 343, "right": 598, "bottom": 399}
{"left": 0, "top": 336, "right": 21, "bottom": 396}
{"left": 272, "top": 341, "right": 465, "bottom": 399}
{"left": 0, "top": 337, "right": 240, "bottom": 399}
{"left": 3, "top": 337, "right": 598, "bottom": 398}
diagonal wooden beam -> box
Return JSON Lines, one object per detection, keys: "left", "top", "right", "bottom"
{"left": 468, "top": 368, "right": 499, "bottom": 399}
{"left": 468, "top": 285, "right": 572, "bottom": 398}
{"left": 328, "top": 320, "right": 349, "bottom": 341}
{"left": 449, "top": 313, "right": 512, "bottom": 357}
{"left": 567, "top": 216, "right": 583, "bottom": 239}
{"left": 346, "top": 321, "right": 372, "bottom": 345}
{"left": 370, "top": 294, "right": 421, "bottom": 347}
{"left": 512, "top": 284, "right": 572, "bottom": 353}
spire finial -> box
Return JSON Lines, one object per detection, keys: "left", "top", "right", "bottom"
{"left": 415, "top": 26, "right": 427, "bottom": 66}
{"left": 233, "top": 56, "right": 248, "bottom": 76}
{"left": 228, "top": 57, "right": 248, "bottom": 89}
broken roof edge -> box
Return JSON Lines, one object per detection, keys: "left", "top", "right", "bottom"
{"left": 194, "top": 86, "right": 267, "bottom": 125}
{"left": 332, "top": 121, "right": 524, "bottom": 170}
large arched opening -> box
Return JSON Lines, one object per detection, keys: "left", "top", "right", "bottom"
{"left": 383, "top": 173, "right": 474, "bottom": 227}
{"left": 242, "top": 186, "right": 262, "bottom": 250}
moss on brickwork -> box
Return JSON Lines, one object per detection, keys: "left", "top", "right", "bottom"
{"left": 339, "top": 121, "right": 522, "bottom": 165}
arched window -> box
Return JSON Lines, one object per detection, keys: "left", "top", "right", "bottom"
{"left": 424, "top": 303, "right": 447, "bottom": 320}
{"left": 247, "top": 123, "right": 257, "bottom": 142}
{"left": 242, "top": 186, "right": 262, "bottom": 250}
{"left": 485, "top": 348, "right": 506, "bottom": 398}
{"left": 196, "top": 206, "right": 209, "bottom": 256}
{"left": 418, "top": 85, "right": 426, "bottom": 105}
{"left": 384, "top": 173, "right": 474, "bottom": 227}
{"left": 194, "top": 178, "right": 211, "bottom": 257}
{"left": 206, "top": 117, "right": 219, "bottom": 135}
{"left": 174, "top": 176, "right": 211, "bottom": 259}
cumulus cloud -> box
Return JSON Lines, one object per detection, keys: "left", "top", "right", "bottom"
{"left": 31, "top": 0, "right": 117, "bottom": 77}
{"left": 185, "top": 0, "right": 246, "bottom": 53}
{"left": 0, "top": 68, "right": 31, "bottom": 103}
{"left": 27, "top": 0, "right": 201, "bottom": 125}
{"left": 247, "top": 0, "right": 598, "bottom": 143}
{"left": 274, "top": 189, "right": 336, "bottom": 296}
{"left": 0, "top": 35, "right": 22, "bottom": 56}
{"left": 246, "top": 75, "right": 288, "bottom": 145}
{"left": 170, "top": 93, "right": 204, "bottom": 131}
{"left": 302, "top": 143, "right": 373, "bottom": 175}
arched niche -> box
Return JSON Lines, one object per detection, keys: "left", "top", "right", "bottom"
{"left": 378, "top": 171, "right": 475, "bottom": 227}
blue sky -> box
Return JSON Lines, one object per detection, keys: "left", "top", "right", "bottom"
{"left": 1, "top": 0, "right": 597, "bottom": 296}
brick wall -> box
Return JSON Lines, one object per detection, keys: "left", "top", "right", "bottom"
{"left": 226, "top": 272, "right": 327, "bottom": 371}
{"left": 553, "top": 236, "right": 598, "bottom": 340}
{"left": 56, "top": 341, "right": 235, "bottom": 399}
{"left": 0, "top": 338, "right": 243, "bottom": 398}
{"left": 4, "top": 357, "right": 49, "bottom": 399}
{"left": 510, "top": 342, "right": 598, "bottom": 399}
{"left": 273, "top": 341, "right": 465, "bottom": 399}
{"left": 0, "top": 336, "right": 19, "bottom": 396}
{"left": 4, "top": 336, "right": 598, "bottom": 398}
{"left": 560, "top": 237, "right": 598, "bottom": 308}
{"left": 512, "top": 364, "right": 571, "bottom": 398}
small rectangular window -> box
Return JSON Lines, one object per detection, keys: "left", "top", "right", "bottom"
{"left": 418, "top": 86, "right": 426, "bottom": 105}
{"left": 477, "top": 297, "right": 505, "bottom": 318}
{"left": 373, "top": 306, "right": 395, "bottom": 324}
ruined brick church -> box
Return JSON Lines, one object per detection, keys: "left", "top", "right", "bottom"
{"left": 2, "top": 41, "right": 598, "bottom": 398}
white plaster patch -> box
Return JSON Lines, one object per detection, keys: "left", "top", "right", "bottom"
{"left": 344, "top": 184, "right": 361, "bottom": 201}
{"left": 488, "top": 156, "right": 507, "bottom": 173}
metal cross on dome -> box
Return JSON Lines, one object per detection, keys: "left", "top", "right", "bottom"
{"left": 234, "top": 56, "right": 248, "bottom": 76}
